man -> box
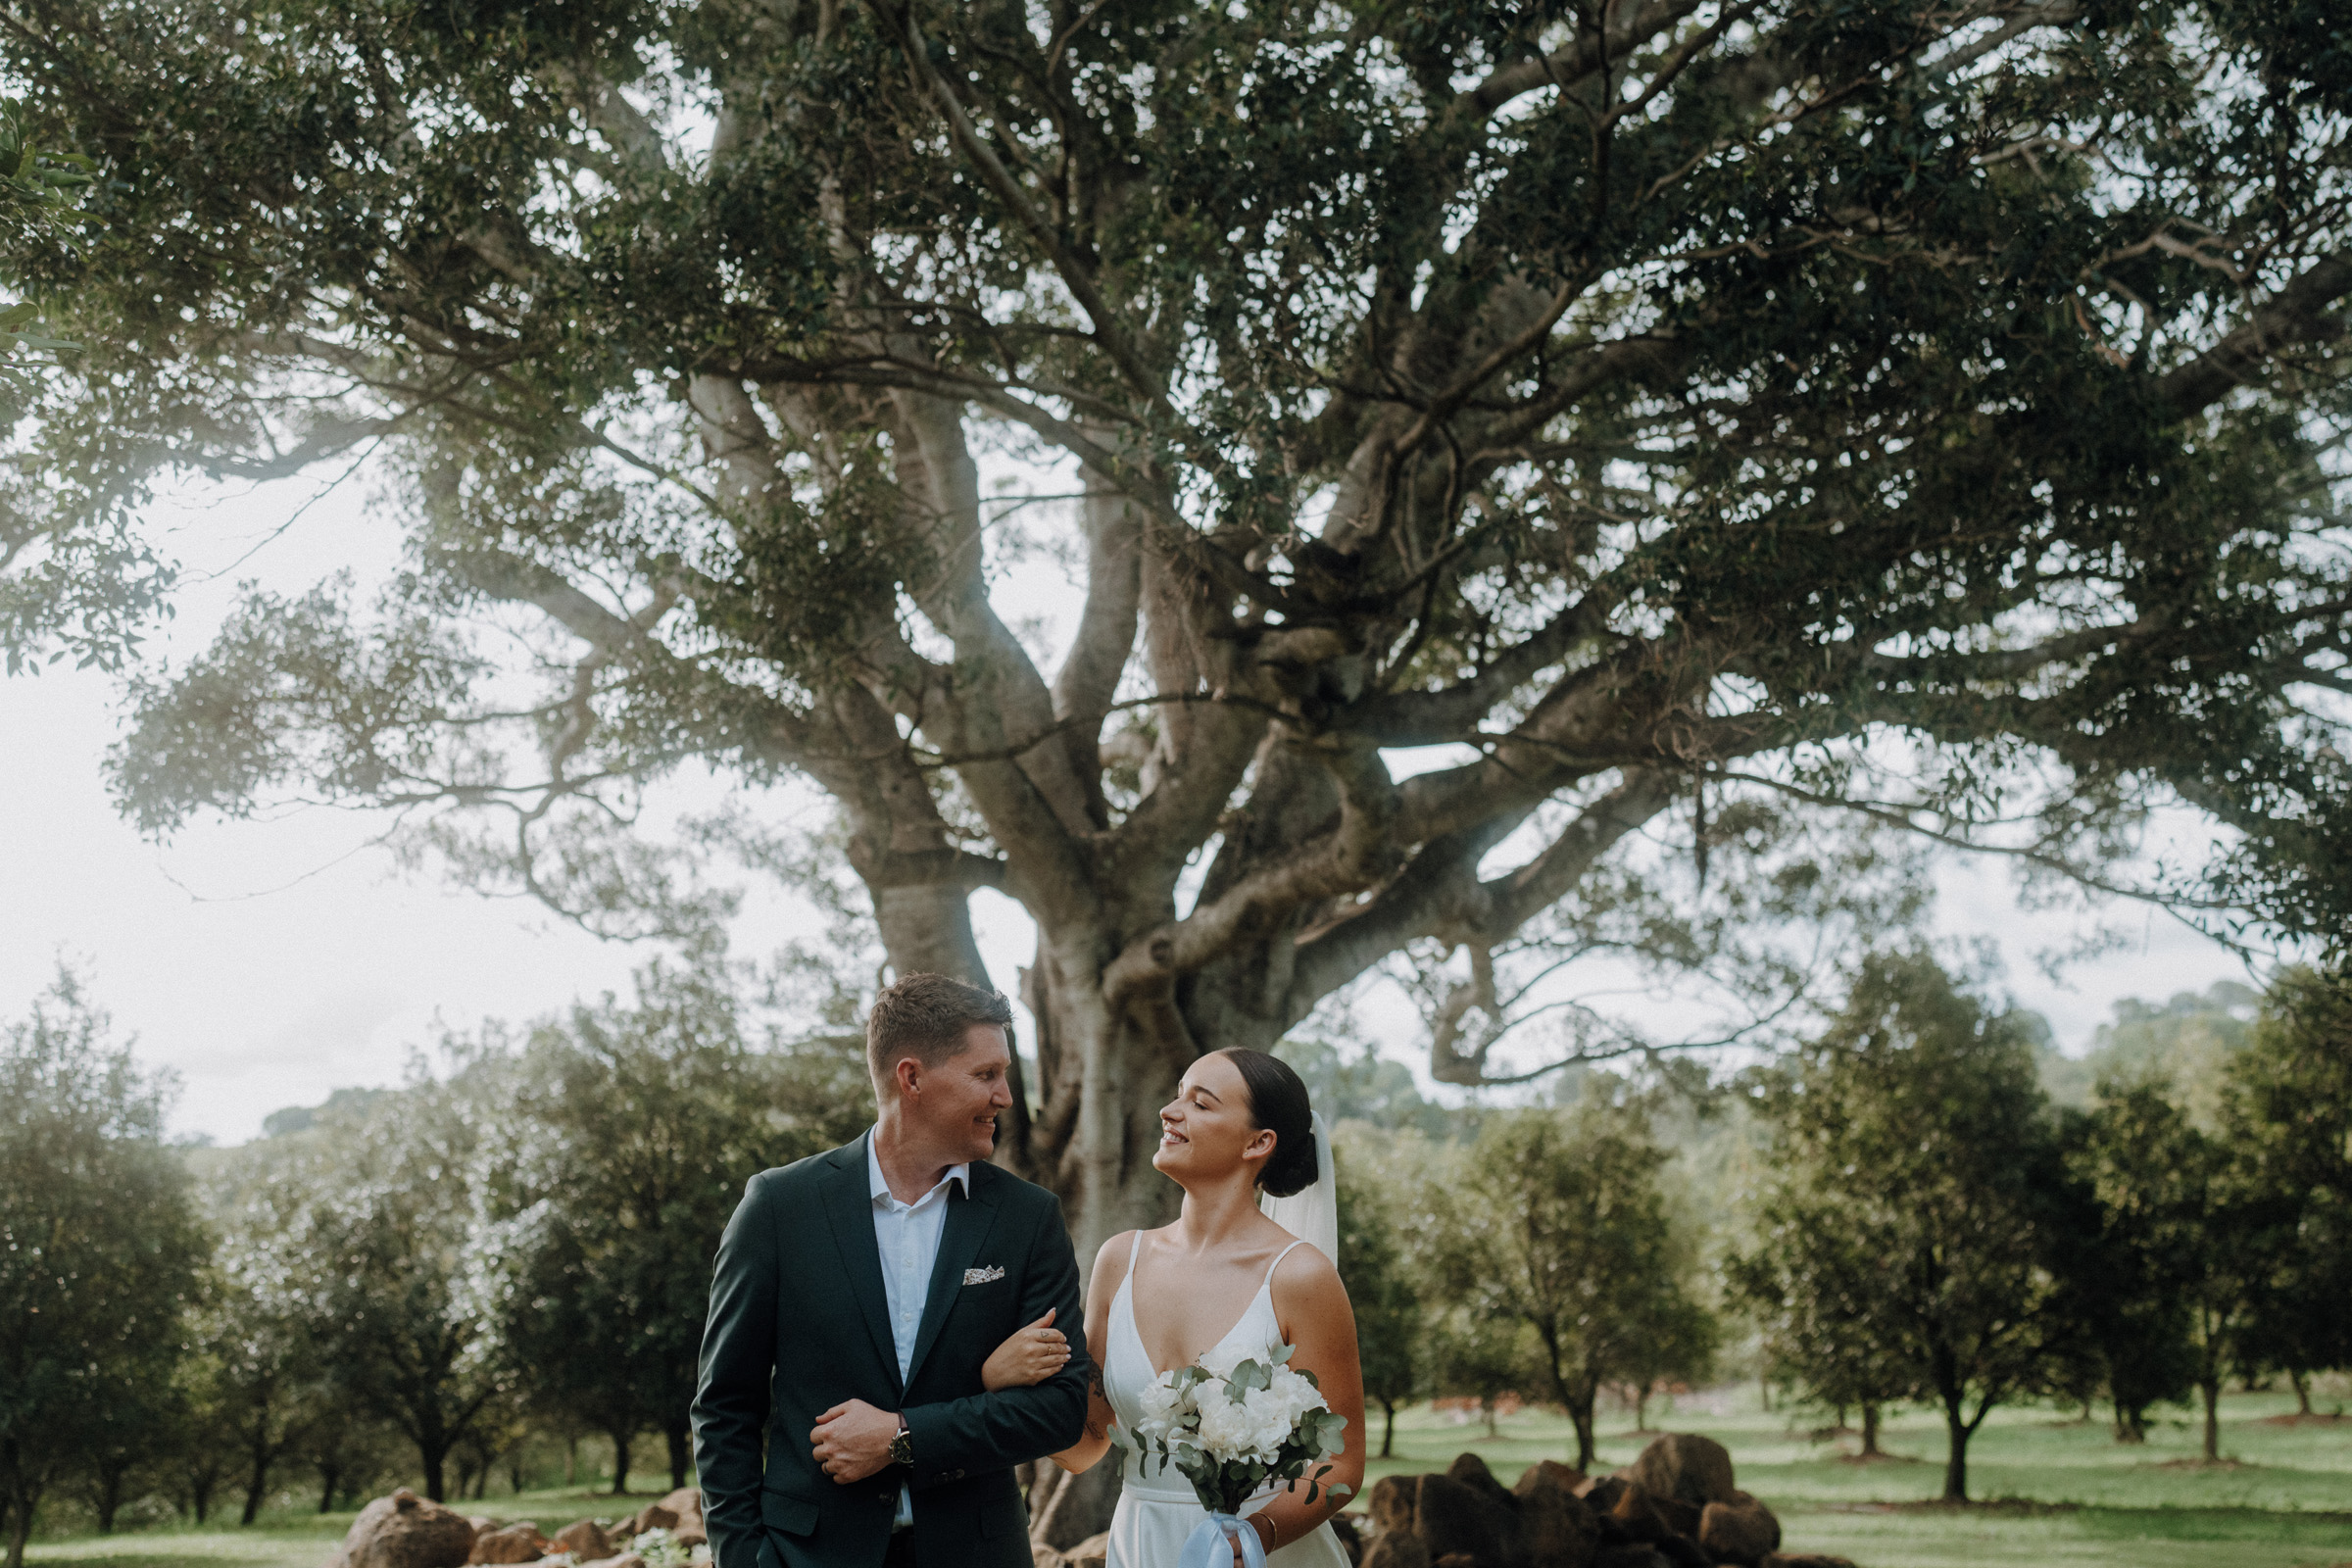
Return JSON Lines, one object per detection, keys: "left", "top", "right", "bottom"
{"left": 693, "top": 973, "right": 1091, "bottom": 1568}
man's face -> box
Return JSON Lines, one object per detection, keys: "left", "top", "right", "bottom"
{"left": 906, "top": 1023, "right": 1015, "bottom": 1164}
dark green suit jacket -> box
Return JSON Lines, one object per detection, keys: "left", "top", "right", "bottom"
{"left": 691, "top": 1135, "right": 1090, "bottom": 1568}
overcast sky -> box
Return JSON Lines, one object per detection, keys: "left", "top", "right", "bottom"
{"left": 1, "top": 467, "right": 2256, "bottom": 1145}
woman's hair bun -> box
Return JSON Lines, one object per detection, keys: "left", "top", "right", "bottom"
{"left": 1216, "top": 1047, "right": 1317, "bottom": 1198}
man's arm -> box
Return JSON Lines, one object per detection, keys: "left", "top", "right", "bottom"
{"left": 693, "top": 1172, "right": 778, "bottom": 1568}
{"left": 901, "top": 1193, "right": 1090, "bottom": 1486}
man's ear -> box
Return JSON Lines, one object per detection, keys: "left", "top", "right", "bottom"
{"left": 893, "top": 1054, "right": 923, "bottom": 1099}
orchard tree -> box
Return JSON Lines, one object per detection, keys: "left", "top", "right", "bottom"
{"left": 2078, "top": 1079, "right": 2277, "bottom": 1461}
{"left": 7, "top": 0, "right": 2352, "bottom": 1255}
{"left": 1432, "top": 1101, "right": 1713, "bottom": 1470}
{"left": 2228, "top": 969, "right": 2352, "bottom": 1407}
{"left": 463, "top": 961, "right": 861, "bottom": 1494}
{"left": 0, "top": 972, "right": 206, "bottom": 1568}
{"left": 261, "top": 1088, "right": 506, "bottom": 1501}
{"left": 1331, "top": 1123, "right": 1427, "bottom": 1458}
{"left": 1737, "top": 950, "right": 2084, "bottom": 1501}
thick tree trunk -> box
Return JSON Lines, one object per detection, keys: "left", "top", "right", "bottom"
{"left": 610, "top": 1431, "right": 632, "bottom": 1496}
{"left": 420, "top": 1445, "right": 448, "bottom": 1505}
{"left": 1380, "top": 1400, "right": 1396, "bottom": 1459}
{"left": 5, "top": 1496, "right": 28, "bottom": 1568}
{"left": 665, "top": 1424, "right": 690, "bottom": 1491}
{"left": 2199, "top": 1378, "right": 2221, "bottom": 1461}
{"left": 2292, "top": 1368, "right": 2312, "bottom": 1416}
{"left": 1861, "top": 1402, "right": 1883, "bottom": 1457}
{"left": 318, "top": 1465, "right": 341, "bottom": 1514}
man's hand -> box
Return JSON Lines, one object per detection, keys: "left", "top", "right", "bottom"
{"left": 809, "top": 1399, "right": 900, "bottom": 1485}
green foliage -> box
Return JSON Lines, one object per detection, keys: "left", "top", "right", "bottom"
{"left": 1730, "top": 951, "right": 2085, "bottom": 1501}
{"left": 2225, "top": 967, "right": 2352, "bottom": 1403}
{"left": 0, "top": 971, "right": 206, "bottom": 1568}
{"left": 0, "top": 0, "right": 2344, "bottom": 1152}
{"left": 461, "top": 959, "right": 860, "bottom": 1493}
{"left": 1429, "top": 1100, "right": 1716, "bottom": 1470}
{"left": 2040, "top": 982, "right": 2258, "bottom": 1124}
{"left": 2076, "top": 1079, "right": 2278, "bottom": 1459}
{"left": 1330, "top": 1125, "right": 1426, "bottom": 1458}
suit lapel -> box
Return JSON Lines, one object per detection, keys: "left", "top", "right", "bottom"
{"left": 818, "top": 1132, "right": 904, "bottom": 1399}
{"left": 905, "top": 1169, "right": 1002, "bottom": 1391}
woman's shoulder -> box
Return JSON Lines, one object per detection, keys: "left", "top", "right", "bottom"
{"left": 1266, "top": 1230, "right": 1345, "bottom": 1299}
{"left": 1089, "top": 1226, "right": 1154, "bottom": 1287}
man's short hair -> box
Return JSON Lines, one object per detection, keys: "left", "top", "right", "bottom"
{"left": 865, "top": 972, "right": 1015, "bottom": 1091}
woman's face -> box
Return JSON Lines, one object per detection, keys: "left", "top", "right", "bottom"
{"left": 1153, "top": 1053, "right": 1274, "bottom": 1184}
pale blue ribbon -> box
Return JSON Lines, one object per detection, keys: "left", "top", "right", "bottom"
{"left": 1176, "top": 1511, "right": 1267, "bottom": 1568}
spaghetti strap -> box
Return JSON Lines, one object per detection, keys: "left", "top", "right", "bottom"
{"left": 1261, "top": 1238, "right": 1307, "bottom": 1290}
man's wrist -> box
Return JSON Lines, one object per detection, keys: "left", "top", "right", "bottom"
{"left": 888, "top": 1411, "right": 913, "bottom": 1468}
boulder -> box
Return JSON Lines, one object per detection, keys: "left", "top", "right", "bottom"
{"left": 1625, "top": 1437, "right": 1737, "bottom": 1511}
{"left": 1029, "top": 1544, "right": 1065, "bottom": 1568}
{"left": 1359, "top": 1532, "right": 1431, "bottom": 1568}
{"left": 1516, "top": 1461, "right": 1588, "bottom": 1498}
{"left": 1697, "top": 1493, "right": 1780, "bottom": 1568}
{"left": 550, "top": 1523, "right": 612, "bottom": 1561}
{"left": 1576, "top": 1477, "right": 1628, "bottom": 1512}
{"left": 1445, "top": 1452, "right": 1517, "bottom": 1512}
{"left": 333, "top": 1490, "right": 478, "bottom": 1568}
{"left": 578, "top": 1554, "right": 645, "bottom": 1568}
{"left": 652, "top": 1490, "right": 704, "bottom": 1547}
{"left": 1328, "top": 1512, "right": 1363, "bottom": 1566}
{"left": 628, "top": 1505, "right": 680, "bottom": 1540}
{"left": 1592, "top": 1548, "right": 1671, "bottom": 1568}
{"left": 1651, "top": 1538, "right": 1710, "bottom": 1568}
{"left": 1513, "top": 1462, "right": 1600, "bottom": 1568}
{"left": 1410, "top": 1473, "right": 1518, "bottom": 1567}
{"left": 1369, "top": 1475, "right": 1421, "bottom": 1538}
{"left": 1604, "top": 1485, "right": 1674, "bottom": 1546}
{"left": 467, "top": 1525, "right": 548, "bottom": 1565}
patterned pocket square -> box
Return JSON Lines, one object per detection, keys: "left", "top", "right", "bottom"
{"left": 962, "top": 1265, "right": 1005, "bottom": 1286}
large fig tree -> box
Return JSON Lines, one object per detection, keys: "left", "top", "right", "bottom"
{"left": 6, "top": 0, "right": 2351, "bottom": 1252}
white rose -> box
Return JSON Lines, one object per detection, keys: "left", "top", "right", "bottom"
{"left": 1137, "top": 1377, "right": 1185, "bottom": 1430}
{"left": 1194, "top": 1390, "right": 1261, "bottom": 1456}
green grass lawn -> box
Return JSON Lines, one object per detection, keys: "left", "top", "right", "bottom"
{"left": 24, "top": 1391, "right": 2352, "bottom": 1568}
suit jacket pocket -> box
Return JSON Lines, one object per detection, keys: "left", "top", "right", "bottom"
{"left": 760, "top": 1486, "right": 819, "bottom": 1538}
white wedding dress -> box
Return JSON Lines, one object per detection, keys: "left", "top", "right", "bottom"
{"left": 1102, "top": 1231, "right": 1351, "bottom": 1568}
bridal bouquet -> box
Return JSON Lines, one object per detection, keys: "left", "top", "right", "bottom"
{"left": 1129, "top": 1343, "right": 1349, "bottom": 1566}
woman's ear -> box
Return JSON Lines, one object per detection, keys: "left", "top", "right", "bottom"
{"left": 1245, "top": 1126, "right": 1276, "bottom": 1164}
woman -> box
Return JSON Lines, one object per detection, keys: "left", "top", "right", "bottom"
{"left": 981, "top": 1047, "right": 1364, "bottom": 1565}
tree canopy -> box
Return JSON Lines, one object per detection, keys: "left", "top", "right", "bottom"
{"left": 5, "top": 0, "right": 2351, "bottom": 1243}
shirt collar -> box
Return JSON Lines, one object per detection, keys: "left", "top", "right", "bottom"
{"left": 866, "top": 1127, "right": 970, "bottom": 1206}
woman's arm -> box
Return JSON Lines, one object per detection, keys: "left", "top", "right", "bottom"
{"left": 1245, "top": 1244, "right": 1366, "bottom": 1556}
{"left": 1049, "top": 1232, "right": 1131, "bottom": 1475}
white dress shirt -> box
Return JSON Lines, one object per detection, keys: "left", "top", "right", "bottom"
{"left": 866, "top": 1129, "right": 969, "bottom": 1529}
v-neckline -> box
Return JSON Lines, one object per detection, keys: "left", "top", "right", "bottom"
{"left": 1123, "top": 1235, "right": 1289, "bottom": 1378}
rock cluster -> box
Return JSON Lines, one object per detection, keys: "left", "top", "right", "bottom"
{"left": 1355, "top": 1436, "right": 1853, "bottom": 1568}
{"left": 329, "top": 1488, "right": 707, "bottom": 1568}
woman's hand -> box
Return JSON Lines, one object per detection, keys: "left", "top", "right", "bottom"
{"left": 982, "top": 1307, "right": 1069, "bottom": 1391}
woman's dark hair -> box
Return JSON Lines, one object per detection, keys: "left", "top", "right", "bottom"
{"left": 1215, "top": 1048, "right": 1317, "bottom": 1198}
